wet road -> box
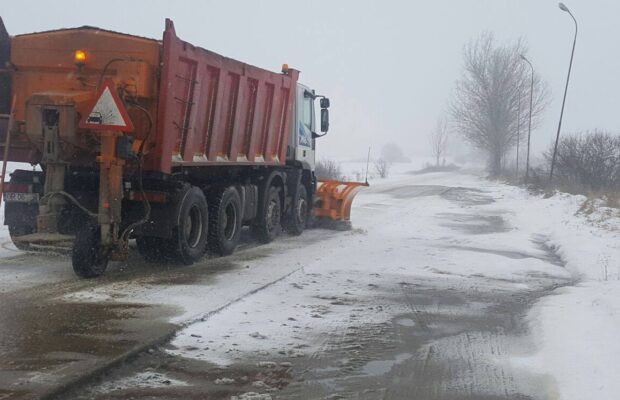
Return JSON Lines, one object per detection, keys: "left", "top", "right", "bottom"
{"left": 0, "top": 171, "right": 574, "bottom": 399}
{"left": 0, "top": 228, "right": 339, "bottom": 400}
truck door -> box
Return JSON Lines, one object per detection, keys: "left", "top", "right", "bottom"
{"left": 295, "top": 86, "right": 315, "bottom": 170}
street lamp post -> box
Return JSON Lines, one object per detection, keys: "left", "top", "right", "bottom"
{"left": 520, "top": 55, "right": 534, "bottom": 181}
{"left": 516, "top": 93, "right": 521, "bottom": 176}
{"left": 550, "top": 2, "right": 578, "bottom": 181}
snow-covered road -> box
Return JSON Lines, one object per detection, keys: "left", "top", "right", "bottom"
{"left": 1, "top": 166, "right": 619, "bottom": 400}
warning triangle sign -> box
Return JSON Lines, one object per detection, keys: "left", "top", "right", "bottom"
{"left": 79, "top": 79, "right": 135, "bottom": 132}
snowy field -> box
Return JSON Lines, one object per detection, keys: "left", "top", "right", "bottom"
{"left": 1, "top": 161, "right": 619, "bottom": 399}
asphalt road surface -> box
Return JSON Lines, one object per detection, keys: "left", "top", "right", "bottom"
{"left": 0, "top": 170, "right": 573, "bottom": 400}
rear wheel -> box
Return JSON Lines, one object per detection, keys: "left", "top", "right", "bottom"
{"left": 135, "top": 186, "right": 208, "bottom": 265}
{"left": 208, "top": 186, "right": 242, "bottom": 256}
{"left": 251, "top": 185, "right": 282, "bottom": 244}
{"left": 72, "top": 225, "right": 109, "bottom": 278}
{"left": 284, "top": 184, "right": 309, "bottom": 236}
{"left": 171, "top": 186, "right": 209, "bottom": 264}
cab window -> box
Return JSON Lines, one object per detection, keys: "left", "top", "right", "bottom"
{"left": 302, "top": 93, "right": 313, "bottom": 131}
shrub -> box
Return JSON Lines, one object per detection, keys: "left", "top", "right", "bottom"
{"left": 315, "top": 159, "right": 344, "bottom": 181}
{"left": 545, "top": 131, "right": 620, "bottom": 192}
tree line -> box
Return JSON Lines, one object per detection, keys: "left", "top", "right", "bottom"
{"left": 441, "top": 32, "right": 619, "bottom": 194}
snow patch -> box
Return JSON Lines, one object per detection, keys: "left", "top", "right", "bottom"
{"left": 97, "top": 371, "right": 189, "bottom": 392}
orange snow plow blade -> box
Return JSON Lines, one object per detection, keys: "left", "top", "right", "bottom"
{"left": 314, "top": 180, "right": 369, "bottom": 222}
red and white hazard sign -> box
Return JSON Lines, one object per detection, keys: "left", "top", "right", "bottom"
{"left": 79, "top": 79, "right": 134, "bottom": 132}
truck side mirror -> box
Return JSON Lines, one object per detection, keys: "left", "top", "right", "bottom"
{"left": 320, "top": 98, "right": 330, "bottom": 109}
{"left": 320, "top": 108, "right": 329, "bottom": 133}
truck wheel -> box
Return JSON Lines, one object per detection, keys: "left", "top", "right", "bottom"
{"left": 136, "top": 236, "right": 174, "bottom": 263}
{"left": 208, "top": 186, "right": 242, "bottom": 256}
{"left": 172, "top": 186, "right": 209, "bottom": 264}
{"left": 8, "top": 224, "right": 35, "bottom": 251}
{"left": 284, "top": 184, "right": 309, "bottom": 236}
{"left": 251, "top": 185, "right": 282, "bottom": 244}
{"left": 72, "top": 225, "right": 109, "bottom": 278}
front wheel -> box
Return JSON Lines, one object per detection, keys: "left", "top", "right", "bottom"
{"left": 72, "top": 225, "right": 109, "bottom": 278}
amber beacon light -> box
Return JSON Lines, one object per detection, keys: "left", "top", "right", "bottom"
{"left": 74, "top": 49, "right": 87, "bottom": 66}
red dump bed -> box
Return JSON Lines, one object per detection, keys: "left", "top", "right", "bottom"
{"left": 150, "top": 20, "right": 300, "bottom": 173}
{"left": 0, "top": 19, "right": 299, "bottom": 175}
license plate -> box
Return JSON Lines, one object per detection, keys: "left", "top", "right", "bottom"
{"left": 4, "top": 192, "right": 39, "bottom": 203}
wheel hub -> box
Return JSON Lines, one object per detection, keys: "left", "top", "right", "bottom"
{"left": 297, "top": 198, "right": 308, "bottom": 225}
{"left": 185, "top": 205, "right": 203, "bottom": 248}
{"left": 223, "top": 203, "right": 237, "bottom": 240}
{"left": 266, "top": 199, "right": 280, "bottom": 232}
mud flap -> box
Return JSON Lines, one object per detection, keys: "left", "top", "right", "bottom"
{"left": 313, "top": 180, "right": 368, "bottom": 228}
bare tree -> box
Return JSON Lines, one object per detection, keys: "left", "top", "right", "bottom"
{"left": 374, "top": 158, "right": 390, "bottom": 178}
{"left": 430, "top": 117, "right": 449, "bottom": 166}
{"left": 451, "top": 33, "right": 548, "bottom": 176}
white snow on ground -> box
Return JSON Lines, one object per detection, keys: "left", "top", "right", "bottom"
{"left": 231, "top": 392, "right": 272, "bottom": 400}
{"left": 4, "top": 158, "right": 620, "bottom": 398}
{"left": 168, "top": 166, "right": 574, "bottom": 367}
{"left": 172, "top": 163, "right": 620, "bottom": 399}
{"left": 55, "top": 228, "right": 341, "bottom": 323}
{"left": 514, "top": 282, "right": 620, "bottom": 400}
{"left": 96, "top": 371, "right": 189, "bottom": 392}
{"left": 0, "top": 163, "right": 73, "bottom": 294}
{"left": 501, "top": 189, "right": 620, "bottom": 399}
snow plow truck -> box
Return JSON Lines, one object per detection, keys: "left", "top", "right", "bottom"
{"left": 0, "top": 18, "right": 366, "bottom": 278}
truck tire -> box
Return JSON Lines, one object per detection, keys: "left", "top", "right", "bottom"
{"left": 8, "top": 224, "right": 35, "bottom": 251}
{"left": 72, "top": 225, "right": 109, "bottom": 278}
{"left": 284, "top": 184, "right": 309, "bottom": 236}
{"left": 171, "top": 186, "right": 209, "bottom": 264}
{"left": 208, "top": 186, "right": 242, "bottom": 256}
{"left": 251, "top": 185, "right": 282, "bottom": 244}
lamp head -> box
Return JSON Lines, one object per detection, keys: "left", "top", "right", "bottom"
{"left": 559, "top": 2, "right": 570, "bottom": 12}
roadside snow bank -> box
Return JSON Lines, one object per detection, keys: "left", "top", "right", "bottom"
{"left": 516, "top": 282, "right": 620, "bottom": 400}
{"left": 506, "top": 189, "right": 620, "bottom": 400}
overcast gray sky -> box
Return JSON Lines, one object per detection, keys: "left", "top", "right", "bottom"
{"left": 3, "top": 1, "right": 619, "bottom": 161}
